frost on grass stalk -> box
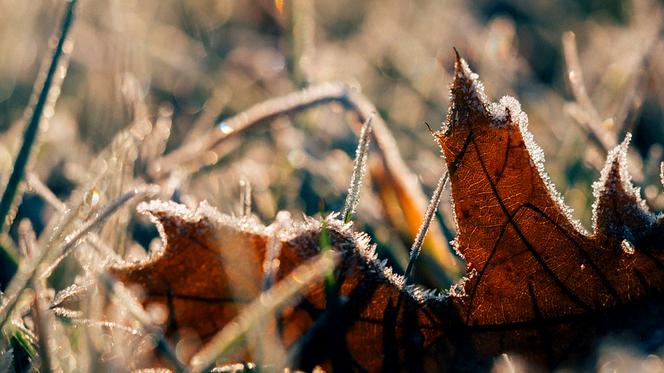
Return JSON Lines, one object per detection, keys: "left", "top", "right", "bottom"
{"left": 41, "top": 185, "right": 160, "bottom": 278}
{"left": 342, "top": 115, "right": 373, "bottom": 223}
{"left": 26, "top": 173, "right": 119, "bottom": 263}
{"left": 254, "top": 211, "right": 290, "bottom": 367}
{"left": 403, "top": 170, "right": 448, "bottom": 283}
{"left": 562, "top": 31, "right": 615, "bottom": 153}
{"left": 261, "top": 211, "right": 290, "bottom": 292}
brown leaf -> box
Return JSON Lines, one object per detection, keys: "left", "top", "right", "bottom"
{"left": 111, "top": 201, "right": 269, "bottom": 345}
{"left": 111, "top": 201, "right": 444, "bottom": 371}
{"left": 437, "top": 52, "right": 664, "bottom": 368}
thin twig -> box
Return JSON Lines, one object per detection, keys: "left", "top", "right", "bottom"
{"left": 0, "top": 0, "right": 77, "bottom": 233}
{"left": 184, "top": 88, "right": 231, "bottom": 144}
{"left": 153, "top": 83, "right": 349, "bottom": 175}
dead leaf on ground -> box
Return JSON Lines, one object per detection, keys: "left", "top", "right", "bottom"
{"left": 436, "top": 52, "right": 664, "bottom": 369}
{"left": 110, "top": 201, "right": 444, "bottom": 371}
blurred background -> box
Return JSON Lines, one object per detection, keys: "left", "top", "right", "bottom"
{"left": 1, "top": 0, "right": 663, "bottom": 286}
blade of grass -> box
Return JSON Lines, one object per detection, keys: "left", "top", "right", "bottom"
{"left": 319, "top": 220, "right": 335, "bottom": 292}
{"left": 19, "top": 221, "right": 54, "bottom": 373}
{"left": 9, "top": 331, "right": 36, "bottom": 371}
{"left": 40, "top": 185, "right": 159, "bottom": 279}
{"left": 396, "top": 169, "right": 448, "bottom": 313}
{"left": 284, "top": 0, "right": 315, "bottom": 86}
{"left": 0, "top": 0, "right": 77, "bottom": 234}
{"left": 403, "top": 170, "right": 448, "bottom": 283}
{"left": 0, "top": 244, "right": 18, "bottom": 291}
{"left": 342, "top": 115, "right": 373, "bottom": 224}
{"left": 239, "top": 179, "right": 252, "bottom": 217}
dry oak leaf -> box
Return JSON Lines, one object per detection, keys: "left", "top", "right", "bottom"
{"left": 110, "top": 201, "right": 445, "bottom": 371}
{"left": 436, "top": 53, "right": 664, "bottom": 368}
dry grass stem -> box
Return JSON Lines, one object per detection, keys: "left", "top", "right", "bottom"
{"left": 562, "top": 31, "right": 616, "bottom": 152}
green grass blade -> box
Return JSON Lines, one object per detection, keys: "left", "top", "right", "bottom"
{"left": 0, "top": 0, "right": 77, "bottom": 234}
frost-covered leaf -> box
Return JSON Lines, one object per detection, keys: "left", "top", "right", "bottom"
{"left": 110, "top": 201, "right": 269, "bottom": 345}
{"left": 436, "top": 53, "right": 664, "bottom": 368}
{"left": 110, "top": 201, "right": 443, "bottom": 371}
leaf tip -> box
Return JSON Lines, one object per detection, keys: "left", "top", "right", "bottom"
{"left": 592, "top": 133, "right": 654, "bottom": 241}
{"left": 446, "top": 50, "right": 489, "bottom": 131}
{"left": 594, "top": 133, "right": 633, "bottom": 201}
{"left": 452, "top": 46, "right": 461, "bottom": 64}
